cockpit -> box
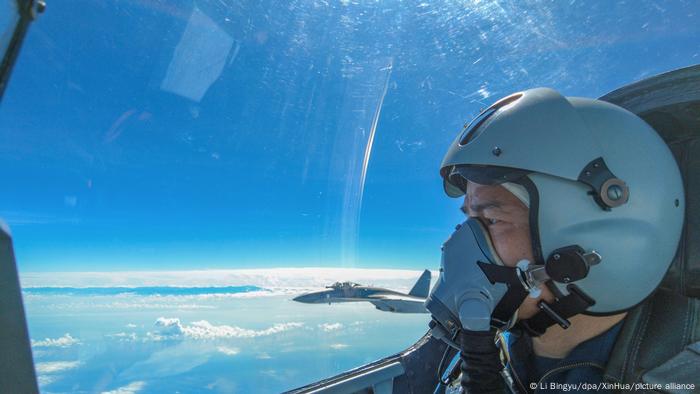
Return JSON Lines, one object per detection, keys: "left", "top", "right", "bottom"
{"left": 326, "top": 282, "right": 360, "bottom": 290}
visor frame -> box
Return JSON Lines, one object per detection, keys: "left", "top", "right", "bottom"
{"left": 443, "top": 165, "right": 532, "bottom": 197}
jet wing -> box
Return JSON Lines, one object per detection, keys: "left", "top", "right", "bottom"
{"left": 367, "top": 294, "right": 428, "bottom": 313}
{"left": 366, "top": 293, "right": 423, "bottom": 302}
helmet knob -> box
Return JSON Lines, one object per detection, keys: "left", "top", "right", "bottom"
{"left": 600, "top": 178, "right": 629, "bottom": 208}
{"left": 578, "top": 157, "right": 630, "bottom": 210}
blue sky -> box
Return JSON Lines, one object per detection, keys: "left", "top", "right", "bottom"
{"left": 1, "top": 0, "right": 698, "bottom": 272}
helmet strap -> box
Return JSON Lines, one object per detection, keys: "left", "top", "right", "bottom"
{"left": 517, "top": 284, "right": 596, "bottom": 336}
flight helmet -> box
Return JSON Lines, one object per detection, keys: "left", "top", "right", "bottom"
{"left": 440, "top": 88, "right": 685, "bottom": 324}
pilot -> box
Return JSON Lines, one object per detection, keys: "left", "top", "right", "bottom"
{"left": 428, "top": 88, "right": 685, "bottom": 393}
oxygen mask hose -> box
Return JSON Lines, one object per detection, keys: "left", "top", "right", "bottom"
{"left": 456, "top": 295, "right": 508, "bottom": 393}
{"left": 459, "top": 329, "right": 506, "bottom": 394}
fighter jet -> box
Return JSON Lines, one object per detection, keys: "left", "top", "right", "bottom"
{"left": 292, "top": 269, "right": 431, "bottom": 313}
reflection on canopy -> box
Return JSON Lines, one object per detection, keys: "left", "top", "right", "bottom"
{"left": 0, "top": 0, "right": 697, "bottom": 272}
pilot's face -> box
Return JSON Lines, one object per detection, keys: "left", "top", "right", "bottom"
{"left": 463, "top": 181, "right": 554, "bottom": 320}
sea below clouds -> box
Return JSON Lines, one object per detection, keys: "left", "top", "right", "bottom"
{"left": 21, "top": 268, "right": 433, "bottom": 393}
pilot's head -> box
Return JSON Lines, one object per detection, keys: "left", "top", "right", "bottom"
{"left": 462, "top": 181, "right": 554, "bottom": 320}
{"left": 430, "top": 88, "right": 685, "bottom": 334}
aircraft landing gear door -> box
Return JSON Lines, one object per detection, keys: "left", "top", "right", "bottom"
{"left": 0, "top": 1, "right": 43, "bottom": 392}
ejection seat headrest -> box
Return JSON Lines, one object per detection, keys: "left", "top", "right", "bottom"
{"left": 601, "top": 65, "right": 700, "bottom": 299}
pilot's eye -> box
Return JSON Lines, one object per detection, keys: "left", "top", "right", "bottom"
{"left": 486, "top": 218, "right": 499, "bottom": 225}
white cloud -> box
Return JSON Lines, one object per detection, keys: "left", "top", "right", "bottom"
{"left": 256, "top": 352, "right": 272, "bottom": 359}
{"left": 101, "top": 381, "right": 146, "bottom": 394}
{"left": 35, "top": 361, "right": 81, "bottom": 374}
{"left": 330, "top": 343, "right": 349, "bottom": 350}
{"left": 21, "top": 268, "right": 436, "bottom": 295}
{"left": 31, "top": 333, "right": 80, "bottom": 348}
{"left": 318, "top": 323, "right": 343, "bottom": 332}
{"left": 217, "top": 346, "right": 239, "bottom": 356}
{"left": 98, "top": 300, "right": 214, "bottom": 310}
{"left": 154, "top": 317, "right": 184, "bottom": 336}
{"left": 126, "top": 323, "right": 137, "bottom": 328}
{"left": 147, "top": 317, "right": 304, "bottom": 341}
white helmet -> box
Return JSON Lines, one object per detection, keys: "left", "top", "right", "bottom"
{"left": 440, "top": 88, "right": 684, "bottom": 319}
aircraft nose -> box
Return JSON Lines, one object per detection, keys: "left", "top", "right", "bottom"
{"left": 293, "top": 293, "right": 313, "bottom": 303}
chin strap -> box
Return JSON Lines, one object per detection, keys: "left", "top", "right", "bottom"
{"left": 476, "top": 262, "right": 529, "bottom": 329}
{"left": 477, "top": 260, "right": 597, "bottom": 336}
{"left": 518, "top": 284, "right": 596, "bottom": 336}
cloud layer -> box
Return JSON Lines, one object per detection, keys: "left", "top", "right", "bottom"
{"left": 35, "top": 361, "right": 81, "bottom": 374}
{"left": 148, "top": 317, "right": 304, "bottom": 341}
{"left": 32, "top": 333, "right": 80, "bottom": 348}
{"left": 21, "top": 267, "right": 435, "bottom": 294}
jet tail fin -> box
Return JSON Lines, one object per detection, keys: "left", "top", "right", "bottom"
{"left": 408, "top": 269, "right": 431, "bottom": 298}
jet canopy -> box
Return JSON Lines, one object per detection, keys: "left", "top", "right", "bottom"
{"left": 326, "top": 282, "right": 360, "bottom": 290}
